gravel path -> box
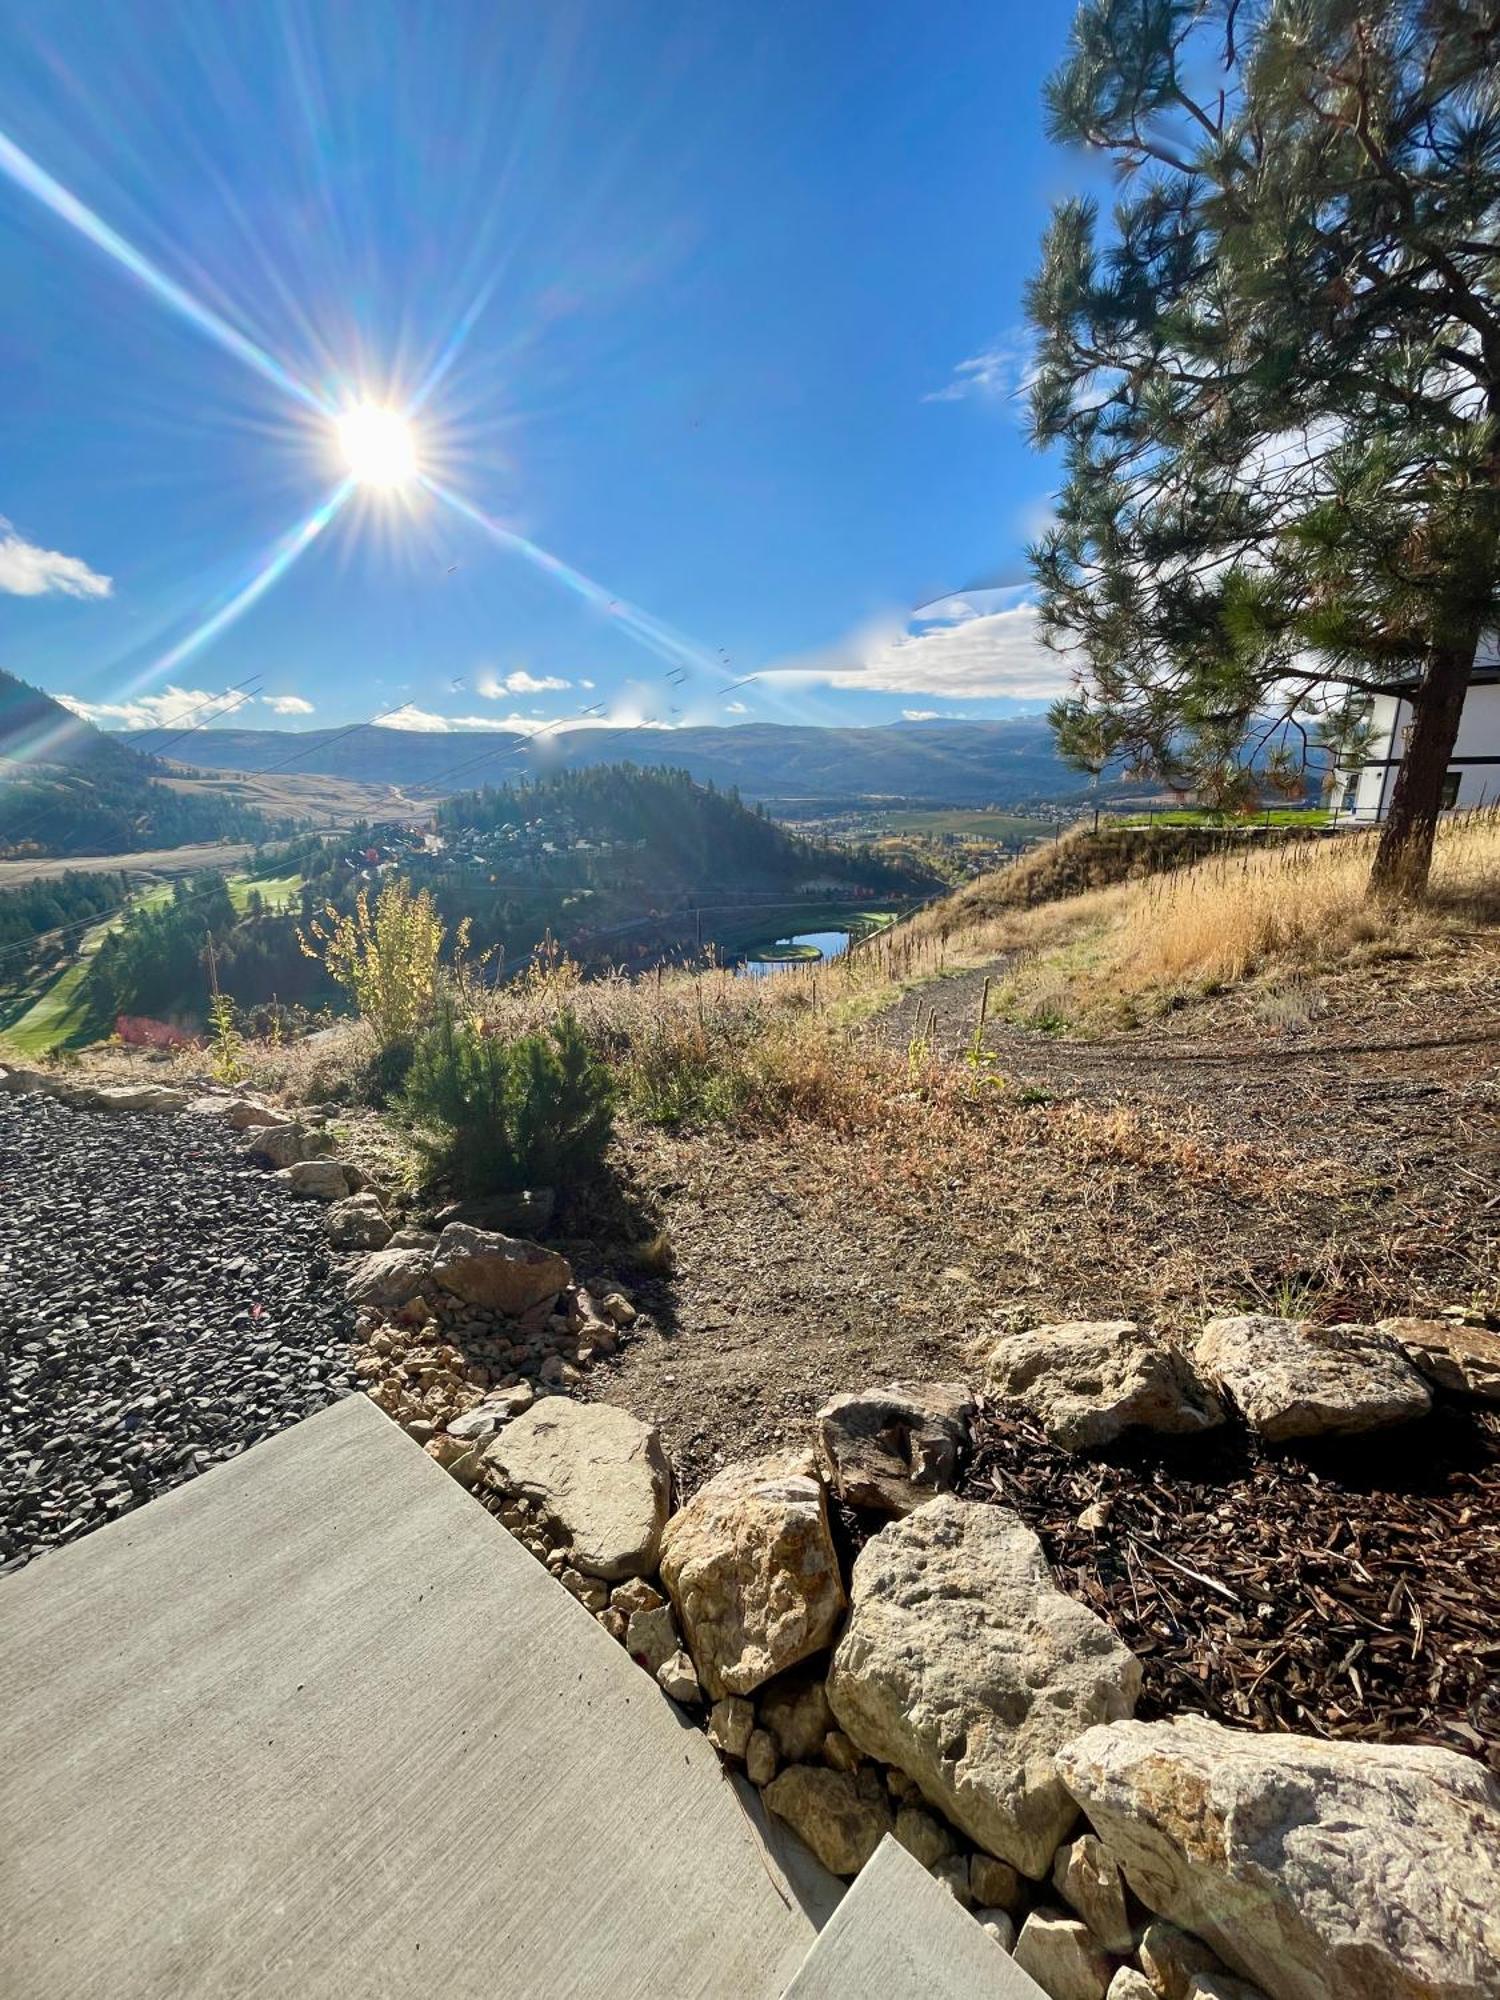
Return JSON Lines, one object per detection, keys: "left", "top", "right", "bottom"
{"left": 0, "top": 1095, "right": 357, "bottom": 1571}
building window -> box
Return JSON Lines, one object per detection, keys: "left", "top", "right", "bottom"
{"left": 1441, "top": 771, "right": 1461, "bottom": 810}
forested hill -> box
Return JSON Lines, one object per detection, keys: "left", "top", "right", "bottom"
{"left": 0, "top": 670, "right": 273, "bottom": 857}
{"left": 436, "top": 764, "right": 924, "bottom": 894}
{"left": 126, "top": 716, "right": 1122, "bottom": 806}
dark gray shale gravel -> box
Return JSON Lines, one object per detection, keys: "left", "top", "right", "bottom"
{"left": 0, "top": 1092, "right": 358, "bottom": 1571}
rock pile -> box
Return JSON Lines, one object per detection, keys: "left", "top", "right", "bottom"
{"left": 342, "top": 1220, "right": 634, "bottom": 1452}
{"left": 407, "top": 1306, "right": 1500, "bottom": 2000}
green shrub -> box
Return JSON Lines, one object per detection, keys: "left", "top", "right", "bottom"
{"left": 402, "top": 1009, "right": 614, "bottom": 1195}
{"left": 357, "top": 1035, "right": 416, "bottom": 1108}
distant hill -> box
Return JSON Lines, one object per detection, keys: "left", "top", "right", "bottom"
{"left": 0, "top": 670, "right": 274, "bottom": 856}
{"left": 435, "top": 763, "right": 928, "bottom": 898}
{"left": 127, "top": 716, "right": 1131, "bottom": 807}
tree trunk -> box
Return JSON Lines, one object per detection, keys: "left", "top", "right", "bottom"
{"left": 1367, "top": 637, "right": 1475, "bottom": 902}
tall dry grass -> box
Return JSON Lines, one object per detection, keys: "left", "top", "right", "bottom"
{"left": 1120, "top": 809, "right": 1500, "bottom": 988}
{"left": 938, "top": 808, "right": 1500, "bottom": 1026}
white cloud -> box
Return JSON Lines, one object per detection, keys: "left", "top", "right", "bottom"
{"left": 0, "top": 520, "right": 113, "bottom": 599}
{"left": 579, "top": 679, "right": 596, "bottom": 690}
{"left": 724, "top": 700, "right": 749, "bottom": 715}
{"left": 374, "top": 702, "right": 686, "bottom": 736}
{"left": 373, "top": 706, "right": 505, "bottom": 732}
{"left": 507, "top": 669, "right": 570, "bottom": 694}
{"left": 57, "top": 683, "right": 252, "bottom": 730}
{"left": 264, "top": 694, "right": 315, "bottom": 716}
{"left": 477, "top": 668, "right": 572, "bottom": 698}
{"left": 901, "top": 709, "right": 941, "bottom": 721}
{"left": 764, "top": 589, "right": 1074, "bottom": 702}
{"left": 923, "top": 331, "right": 1038, "bottom": 411}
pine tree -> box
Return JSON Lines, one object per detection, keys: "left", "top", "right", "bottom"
{"left": 1029, "top": 0, "right": 1500, "bottom": 897}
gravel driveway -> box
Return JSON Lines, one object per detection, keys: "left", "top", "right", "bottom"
{"left": 0, "top": 1094, "right": 357, "bottom": 1571}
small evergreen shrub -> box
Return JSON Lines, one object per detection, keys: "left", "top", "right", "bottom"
{"left": 357, "top": 1035, "right": 416, "bottom": 1108}
{"left": 402, "top": 1008, "right": 614, "bottom": 1195}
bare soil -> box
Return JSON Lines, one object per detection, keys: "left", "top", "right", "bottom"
{"left": 590, "top": 946, "right": 1500, "bottom": 1499}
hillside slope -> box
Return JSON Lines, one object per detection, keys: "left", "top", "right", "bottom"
{"left": 127, "top": 716, "right": 1140, "bottom": 806}
{"left": 435, "top": 763, "right": 926, "bottom": 893}
{"left": 0, "top": 670, "right": 273, "bottom": 857}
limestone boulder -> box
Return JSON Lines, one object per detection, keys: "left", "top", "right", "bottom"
{"left": 93, "top": 1083, "right": 190, "bottom": 1114}
{"left": 657, "top": 1452, "right": 845, "bottom": 1700}
{"left": 977, "top": 1910, "right": 1017, "bottom": 1955}
{"left": 1014, "top": 1911, "right": 1115, "bottom": 2000}
{"left": 656, "top": 1650, "right": 701, "bottom": 1705}
{"left": 344, "top": 1246, "right": 434, "bottom": 1310}
{"left": 970, "top": 1851, "right": 1024, "bottom": 1915}
{"left": 985, "top": 1321, "right": 1223, "bottom": 1452}
{"left": 762, "top": 1765, "right": 892, "bottom": 1878}
{"left": 1194, "top": 1316, "right": 1431, "bottom": 1441}
{"left": 431, "top": 1221, "right": 572, "bottom": 1317}
{"left": 827, "top": 1495, "right": 1140, "bottom": 1878}
{"left": 815, "top": 1380, "right": 975, "bottom": 1513}
{"left": 387, "top": 1226, "right": 438, "bottom": 1251}
{"left": 483, "top": 1399, "right": 669, "bottom": 1580}
{"left": 759, "top": 1670, "right": 834, "bottom": 1763}
{"left": 707, "top": 1697, "right": 755, "bottom": 1760}
{"left": 0, "top": 1065, "right": 49, "bottom": 1094}
{"left": 223, "top": 1098, "right": 291, "bottom": 1131}
{"left": 1138, "top": 1920, "right": 1226, "bottom": 1998}
{"left": 1056, "top": 1715, "right": 1500, "bottom": 2000}
{"left": 1054, "top": 1832, "right": 1135, "bottom": 1955}
{"left": 279, "top": 1158, "right": 353, "bottom": 1202}
{"left": 326, "top": 1192, "right": 392, "bottom": 1251}
{"left": 1108, "top": 1974, "right": 1158, "bottom": 2000}
{"left": 892, "top": 1804, "right": 954, "bottom": 1868}
{"left": 746, "top": 1729, "right": 777, "bottom": 1788}
{"left": 485, "top": 1382, "right": 535, "bottom": 1420}
{"left": 243, "top": 1121, "right": 331, "bottom": 1169}
{"left": 625, "top": 1604, "right": 681, "bottom": 1677}
{"left": 444, "top": 1404, "right": 511, "bottom": 1444}
{"left": 1379, "top": 1316, "right": 1500, "bottom": 1403}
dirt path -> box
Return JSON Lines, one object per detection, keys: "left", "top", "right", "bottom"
{"left": 587, "top": 950, "right": 1500, "bottom": 1496}
{"left": 880, "top": 955, "right": 1500, "bottom": 1174}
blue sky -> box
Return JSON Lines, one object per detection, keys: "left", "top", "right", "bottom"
{"left": 0, "top": 0, "right": 1089, "bottom": 741}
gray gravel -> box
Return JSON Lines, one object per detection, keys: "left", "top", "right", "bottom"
{"left": 0, "top": 1093, "right": 358, "bottom": 1571}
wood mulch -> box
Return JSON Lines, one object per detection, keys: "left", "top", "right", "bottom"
{"left": 959, "top": 1393, "right": 1500, "bottom": 1773}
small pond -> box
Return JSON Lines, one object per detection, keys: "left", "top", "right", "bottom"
{"left": 736, "top": 928, "right": 851, "bottom": 978}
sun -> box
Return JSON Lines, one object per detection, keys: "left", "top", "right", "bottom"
{"left": 336, "top": 403, "right": 418, "bottom": 487}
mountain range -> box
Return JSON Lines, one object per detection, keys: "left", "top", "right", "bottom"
{"left": 0, "top": 670, "right": 272, "bottom": 856}
{"left": 126, "top": 716, "right": 1118, "bottom": 806}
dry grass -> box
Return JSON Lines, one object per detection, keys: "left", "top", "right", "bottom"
{"left": 929, "top": 809, "right": 1500, "bottom": 1029}
{"left": 1122, "top": 810, "right": 1500, "bottom": 985}
{"left": 217, "top": 931, "right": 1312, "bottom": 1207}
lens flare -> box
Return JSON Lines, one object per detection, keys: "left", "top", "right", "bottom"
{"left": 133, "top": 481, "right": 353, "bottom": 691}
{"left": 337, "top": 405, "right": 418, "bottom": 487}
{"left": 422, "top": 476, "right": 719, "bottom": 676}
{"left": 0, "top": 125, "right": 329, "bottom": 417}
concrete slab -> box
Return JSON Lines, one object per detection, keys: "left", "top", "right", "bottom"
{"left": 0, "top": 1396, "right": 835, "bottom": 1999}
{"left": 778, "top": 1835, "right": 1047, "bottom": 1999}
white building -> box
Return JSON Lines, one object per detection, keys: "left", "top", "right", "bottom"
{"left": 1330, "top": 665, "right": 1500, "bottom": 823}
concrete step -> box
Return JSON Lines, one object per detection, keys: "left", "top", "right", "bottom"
{"left": 778, "top": 1835, "right": 1047, "bottom": 1999}
{"left": 0, "top": 1395, "right": 839, "bottom": 1999}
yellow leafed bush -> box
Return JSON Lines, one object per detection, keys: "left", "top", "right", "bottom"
{"left": 299, "top": 877, "right": 450, "bottom": 1047}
